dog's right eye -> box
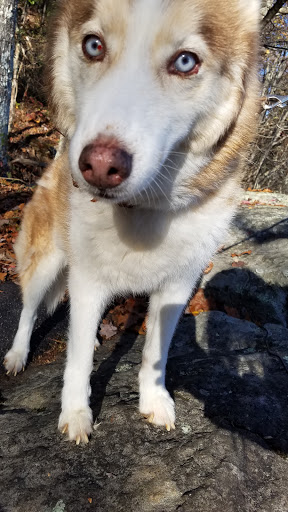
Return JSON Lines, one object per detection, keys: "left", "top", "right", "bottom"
{"left": 82, "top": 35, "right": 105, "bottom": 61}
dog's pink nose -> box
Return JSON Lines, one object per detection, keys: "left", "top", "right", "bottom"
{"left": 78, "top": 140, "right": 132, "bottom": 189}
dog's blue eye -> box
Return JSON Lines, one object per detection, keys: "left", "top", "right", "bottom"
{"left": 174, "top": 53, "right": 197, "bottom": 73}
{"left": 82, "top": 35, "right": 105, "bottom": 60}
{"left": 169, "top": 51, "right": 200, "bottom": 76}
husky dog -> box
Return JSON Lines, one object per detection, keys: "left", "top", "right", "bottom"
{"left": 4, "top": 0, "right": 259, "bottom": 443}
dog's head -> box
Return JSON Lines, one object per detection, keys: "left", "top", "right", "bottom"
{"left": 48, "top": 0, "right": 260, "bottom": 209}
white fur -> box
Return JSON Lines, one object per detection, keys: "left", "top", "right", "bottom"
{"left": 61, "top": 182, "right": 235, "bottom": 440}
{"left": 4, "top": 0, "right": 258, "bottom": 442}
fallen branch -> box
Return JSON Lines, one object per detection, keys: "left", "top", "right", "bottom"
{"left": 10, "top": 157, "right": 48, "bottom": 168}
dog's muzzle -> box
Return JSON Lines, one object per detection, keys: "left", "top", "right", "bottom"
{"left": 78, "top": 137, "right": 132, "bottom": 190}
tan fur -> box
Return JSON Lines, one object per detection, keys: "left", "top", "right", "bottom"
{"left": 187, "top": 77, "right": 259, "bottom": 201}
{"left": 15, "top": 152, "right": 70, "bottom": 290}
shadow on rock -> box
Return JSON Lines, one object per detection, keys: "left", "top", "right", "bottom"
{"left": 166, "top": 268, "right": 288, "bottom": 455}
{"left": 229, "top": 213, "right": 288, "bottom": 247}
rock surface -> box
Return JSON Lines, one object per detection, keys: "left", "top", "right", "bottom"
{"left": 1, "top": 193, "right": 288, "bottom": 512}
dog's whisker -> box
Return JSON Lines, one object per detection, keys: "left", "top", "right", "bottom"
{"left": 151, "top": 175, "right": 170, "bottom": 203}
{"left": 143, "top": 186, "right": 152, "bottom": 208}
{"left": 146, "top": 183, "right": 158, "bottom": 209}
{"left": 160, "top": 166, "right": 176, "bottom": 180}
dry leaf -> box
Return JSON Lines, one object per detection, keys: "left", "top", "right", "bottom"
{"left": 187, "top": 288, "right": 216, "bottom": 314}
{"left": 232, "top": 261, "right": 245, "bottom": 268}
{"left": 203, "top": 261, "right": 214, "bottom": 274}
{"left": 99, "top": 322, "right": 117, "bottom": 339}
{"left": 231, "top": 250, "right": 252, "bottom": 258}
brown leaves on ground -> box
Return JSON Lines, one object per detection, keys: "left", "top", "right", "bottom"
{"left": 186, "top": 288, "right": 217, "bottom": 316}
{"left": 246, "top": 187, "right": 273, "bottom": 193}
{"left": 230, "top": 249, "right": 252, "bottom": 269}
{"left": 8, "top": 97, "right": 60, "bottom": 183}
{"left": 241, "top": 199, "right": 287, "bottom": 208}
{"left": 99, "top": 297, "right": 148, "bottom": 340}
{"left": 186, "top": 288, "right": 255, "bottom": 324}
{"left": 231, "top": 250, "right": 252, "bottom": 258}
{"left": 32, "top": 338, "right": 66, "bottom": 366}
{"left": 0, "top": 182, "right": 29, "bottom": 282}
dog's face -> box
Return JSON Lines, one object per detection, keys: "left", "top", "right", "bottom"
{"left": 50, "top": 0, "right": 259, "bottom": 208}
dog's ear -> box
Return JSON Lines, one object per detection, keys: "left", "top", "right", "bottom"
{"left": 237, "top": 0, "right": 261, "bottom": 27}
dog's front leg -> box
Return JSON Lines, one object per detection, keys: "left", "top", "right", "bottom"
{"left": 59, "top": 268, "right": 110, "bottom": 444}
{"left": 139, "top": 280, "right": 194, "bottom": 431}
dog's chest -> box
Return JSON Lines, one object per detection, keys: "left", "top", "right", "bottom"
{"left": 68, "top": 193, "right": 230, "bottom": 294}
{"left": 69, "top": 200, "right": 195, "bottom": 292}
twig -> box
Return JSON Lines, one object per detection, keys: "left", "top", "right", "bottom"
{"left": 0, "top": 177, "right": 34, "bottom": 186}
{"left": 10, "top": 157, "right": 48, "bottom": 168}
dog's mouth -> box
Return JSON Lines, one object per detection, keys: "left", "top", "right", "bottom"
{"left": 97, "top": 190, "right": 115, "bottom": 200}
{"left": 73, "top": 178, "right": 136, "bottom": 206}
{"left": 97, "top": 190, "right": 135, "bottom": 208}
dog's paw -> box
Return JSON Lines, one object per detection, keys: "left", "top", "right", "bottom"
{"left": 139, "top": 386, "right": 176, "bottom": 431}
{"left": 4, "top": 349, "right": 27, "bottom": 376}
{"left": 58, "top": 407, "right": 93, "bottom": 444}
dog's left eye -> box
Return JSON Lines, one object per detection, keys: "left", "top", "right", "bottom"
{"left": 82, "top": 35, "right": 105, "bottom": 60}
{"left": 169, "top": 51, "right": 200, "bottom": 76}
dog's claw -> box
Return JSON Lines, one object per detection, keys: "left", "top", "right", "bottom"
{"left": 166, "top": 424, "right": 171, "bottom": 432}
{"left": 83, "top": 433, "right": 89, "bottom": 444}
{"left": 76, "top": 436, "right": 81, "bottom": 446}
{"left": 62, "top": 424, "right": 68, "bottom": 435}
{"left": 171, "top": 423, "right": 176, "bottom": 430}
{"left": 148, "top": 413, "right": 154, "bottom": 423}
{"left": 6, "top": 371, "right": 10, "bottom": 376}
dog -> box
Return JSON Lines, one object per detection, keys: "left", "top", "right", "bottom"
{"left": 4, "top": 0, "right": 260, "bottom": 444}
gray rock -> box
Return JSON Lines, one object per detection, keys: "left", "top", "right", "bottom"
{"left": 1, "top": 198, "right": 288, "bottom": 512}
{"left": 201, "top": 202, "right": 288, "bottom": 326}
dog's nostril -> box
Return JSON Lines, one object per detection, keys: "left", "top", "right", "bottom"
{"left": 79, "top": 141, "right": 132, "bottom": 189}
{"left": 107, "top": 167, "right": 119, "bottom": 176}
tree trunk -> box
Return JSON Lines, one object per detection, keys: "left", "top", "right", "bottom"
{"left": 0, "top": 0, "right": 17, "bottom": 176}
{"left": 261, "top": 0, "right": 287, "bottom": 26}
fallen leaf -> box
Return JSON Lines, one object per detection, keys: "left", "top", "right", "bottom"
{"left": 0, "top": 272, "right": 6, "bottom": 281}
{"left": 246, "top": 187, "right": 272, "bottom": 193}
{"left": 186, "top": 288, "right": 216, "bottom": 314}
{"left": 99, "top": 321, "right": 117, "bottom": 339}
{"left": 190, "top": 309, "right": 204, "bottom": 316}
{"left": 231, "top": 250, "right": 252, "bottom": 258}
{"left": 232, "top": 261, "right": 245, "bottom": 268}
{"left": 203, "top": 261, "right": 214, "bottom": 274}
{"left": 138, "top": 318, "right": 147, "bottom": 335}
